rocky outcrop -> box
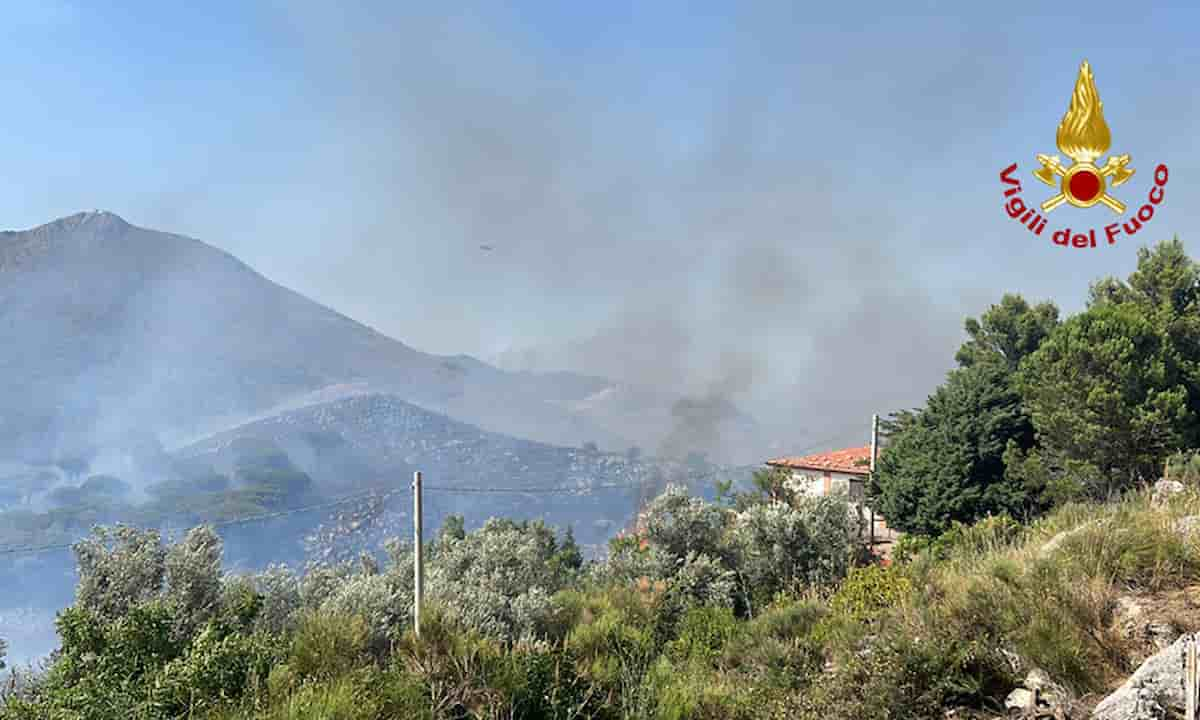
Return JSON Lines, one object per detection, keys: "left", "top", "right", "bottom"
{"left": 1091, "top": 633, "right": 1193, "bottom": 719}
{"left": 1151, "top": 479, "right": 1185, "bottom": 508}
{"left": 1114, "top": 595, "right": 1182, "bottom": 656}
{"left": 1005, "top": 668, "right": 1070, "bottom": 717}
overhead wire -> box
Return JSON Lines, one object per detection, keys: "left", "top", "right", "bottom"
{"left": 0, "top": 479, "right": 649, "bottom": 557}
{"left": 0, "top": 422, "right": 872, "bottom": 559}
{"left": 774, "top": 424, "right": 872, "bottom": 458}
{"left": 0, "top": 484, "right": 411, "bottom": 557}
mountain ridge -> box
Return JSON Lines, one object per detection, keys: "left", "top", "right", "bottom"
{"left": 0, "top": 211, "right": 760, "bottom": 469}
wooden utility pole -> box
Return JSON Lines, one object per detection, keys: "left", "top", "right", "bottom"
{"left": 413, "top": 471, "right": 424, "bottom": 638}
{"left": 869, "top": 414, "right": 879, "bottom": 548}
{"left": 870, "top": 413, "right": 879, "bottom": 473}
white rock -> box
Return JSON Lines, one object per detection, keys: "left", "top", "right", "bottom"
{"left": 1146, "top": 621, "right": 1181, "bottom": 650}
{"left": 1115, "top": 595, "right": 1147, "bottom": 639}
{"left": 1091, "top": 633, "right": 1193, "bottom": 719}
{"left": 1000, "top": 646, "right": 1024, "bottom": 675}
{"left": 1175, "top": 515, "right": 1200, "bottom": 540}
{"left": 1152, "top": 479, "right": 1185, "bottom": 508}
{"left": 1005, "top": 687, "right": 1033, "bottom": 711}
{"left": 1025, "top": 668, "right": 1067, "bottom": 703}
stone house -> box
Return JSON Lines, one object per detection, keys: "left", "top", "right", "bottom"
{"left": 766, "top": 445, "right": 900, "bottom": 553}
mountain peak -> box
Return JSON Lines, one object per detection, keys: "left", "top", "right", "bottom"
{"left": 51, "top": 209, "right": 130, "bottom": 231}
{"left": 2, "top": 210, "right": 130, "bottom": 235}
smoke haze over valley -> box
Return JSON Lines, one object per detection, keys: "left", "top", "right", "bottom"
{"left": 11, "top": 3, "right": 1160, "bottom": 460}
{"left": 5, "top": 0, "right": 1200, "bottom": 679}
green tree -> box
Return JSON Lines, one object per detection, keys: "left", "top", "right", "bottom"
{"left": 552, "top": 526, "right": 584, "bottom": 574}
{"left": 1088, "top": 237, "right": 1200, "bottom": 449}
{"left": 1016, "top": 301, "right": 1193, "bottom": 496}
{"left": 872, "top": 362, "right": 1040, "bottom": 536}
{"left": 439, "top": 513, "right": 466, "bottom": 543}
{"left": 872, "top": 292, "right": 1060, "bottom": 535}
{"left": 80, "top": 474, "right": 131, "bottom": 500}
{"left": 955, "top": 293, "right": 1060, "bottom": 370}
{"left": 232, "top": 440, "right": 313, "bottom": 508}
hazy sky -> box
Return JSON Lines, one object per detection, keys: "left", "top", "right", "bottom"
{"left": 3, "top": 1, "right": 1198, "bottom": 446}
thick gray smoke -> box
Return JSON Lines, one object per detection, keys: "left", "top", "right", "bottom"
{"left": 259, "top": 4, "right": 996, "bottom": 459}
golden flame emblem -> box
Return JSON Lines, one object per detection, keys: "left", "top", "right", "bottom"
{"left": 1033, "top": 60, "right": 1134, "bottom": 214}
{"left": 1056, "top": 61, "right": 1110, "bottom": 163}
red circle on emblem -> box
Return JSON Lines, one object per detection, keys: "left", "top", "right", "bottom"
{"left": 1069, "top": 170, "right": 1102, "bottom": 202}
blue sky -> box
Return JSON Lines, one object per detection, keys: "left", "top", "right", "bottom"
{"left": 3, "top": 1, "right": 1199, "bottom": 440}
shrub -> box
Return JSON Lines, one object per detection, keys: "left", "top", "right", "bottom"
{"left": 638, "top": 485, "right": 727, "bottom": 561}
{"left": 1168, "top": 449, "right": 1200, "bottom": 484}
{"left": 150, "top": 624, "right": 279, "bottom": 716}
{"left": 392, "top": 605, "right": 514, "bottom": 716}
{"left": 243, "top": 563, "right": 302, "bottom": 635}
{"left": 828, "top": 564, "right": 913, "bottom": 626}
{"left": 792, "top": 628, "right": 1010, "bottom": 720}
{"left": 29, "top": 600, "right": 185, "bottom": 718}
{"left": 938, "top": 514, "right": 1025, "bottom": 557}
{"left": 214, "top": 575, "right": 265, "bottom": 635}
{"left": 729, "top": 494, "right": 857, "bottom": 610}
{"left": 561, "top": 586, "right": 665, "bottom": 714}
{"left": 256, "top": 671, "right": 382, "bottom": 720}
{"left": 719, "top": 598, "right": 826, "bottom": 689}
{"left": 288, "top": 610, "right": 373, "bottom": 682}
{"left": 299, "top": 561, "right": 355, "bottom": 611}
{"left": 163, "top": 525, "right": 223, "bottom": 639}
{"left": 426, "top": 518, "right": 578, "bottom": 642}
{"left": 373, "top": 665, "right": 433, "bottom": 719}
{"left": 55, "top": 600, "right": 183, "bottom": 686}
{"left": 72, "top": 524, "right": 166, "bottom": 621}
{"left": 319, "top": 572, "right": 407, "bottom": 656}
{"left": 667, "top": 552, "right": 737, "bottom": 612}
{"left": 666, "top": 605, "right": 737, "bottom": 666}
{"left": 892, "top": 533, "right": 934, "bottom": 563}
{"left": 492, "top": 644, "right": 599, "bottom": 720}
{"left": 893, "top": 515, "right": 1026, "bottom": 564}
{"left": 647, "top": 658, "right": 760, "bottom": 720}
{"left": 595, "top": 538, "right": 678, "bottom": 589}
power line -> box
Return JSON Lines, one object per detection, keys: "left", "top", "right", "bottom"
{"left": 423, "top": 482, "right": 639, "bottom": 494}
{"left": 0, "top": 539, "right": 76, "bottom": 557}
{"left": 2, "top": 442, "right": 766, "bottom": 559}
{"left": 0, "top": 479, "right": 655, "bottom": 557}
{"left": 0, "top": 485, "right": 411, "bottom": 558}
{"left": 774, "top": 424, "right": 871, "bottom": 458}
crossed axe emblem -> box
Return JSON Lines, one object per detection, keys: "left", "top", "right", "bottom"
{"left": 1033, "top": 153, "right": 1134, "bottom": 214}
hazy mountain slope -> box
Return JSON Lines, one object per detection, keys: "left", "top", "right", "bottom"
{"left": 0, "top": 211, "right": 758, "bottom": 467}
{"left": 173, "top": 393, "right": 687, "bottom": 549}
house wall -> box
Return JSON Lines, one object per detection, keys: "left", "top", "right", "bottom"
{"left": 785, "top": 469, "right": 866, "bottom": 500}
{"left": 782, "top": 468, "right": 901, "bottom": 548}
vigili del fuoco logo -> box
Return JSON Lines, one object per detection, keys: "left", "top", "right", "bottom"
{"left": 999, "top": 60, "right": 1169, "bottom": 248}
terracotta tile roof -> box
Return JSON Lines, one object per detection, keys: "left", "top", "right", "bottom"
{"left": 766, "top": 445, "right": 872, "bottom": 475}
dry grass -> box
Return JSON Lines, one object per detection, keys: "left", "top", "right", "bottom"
{"left": 874, "top": 488, "right": 1200, "bottom": 701}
